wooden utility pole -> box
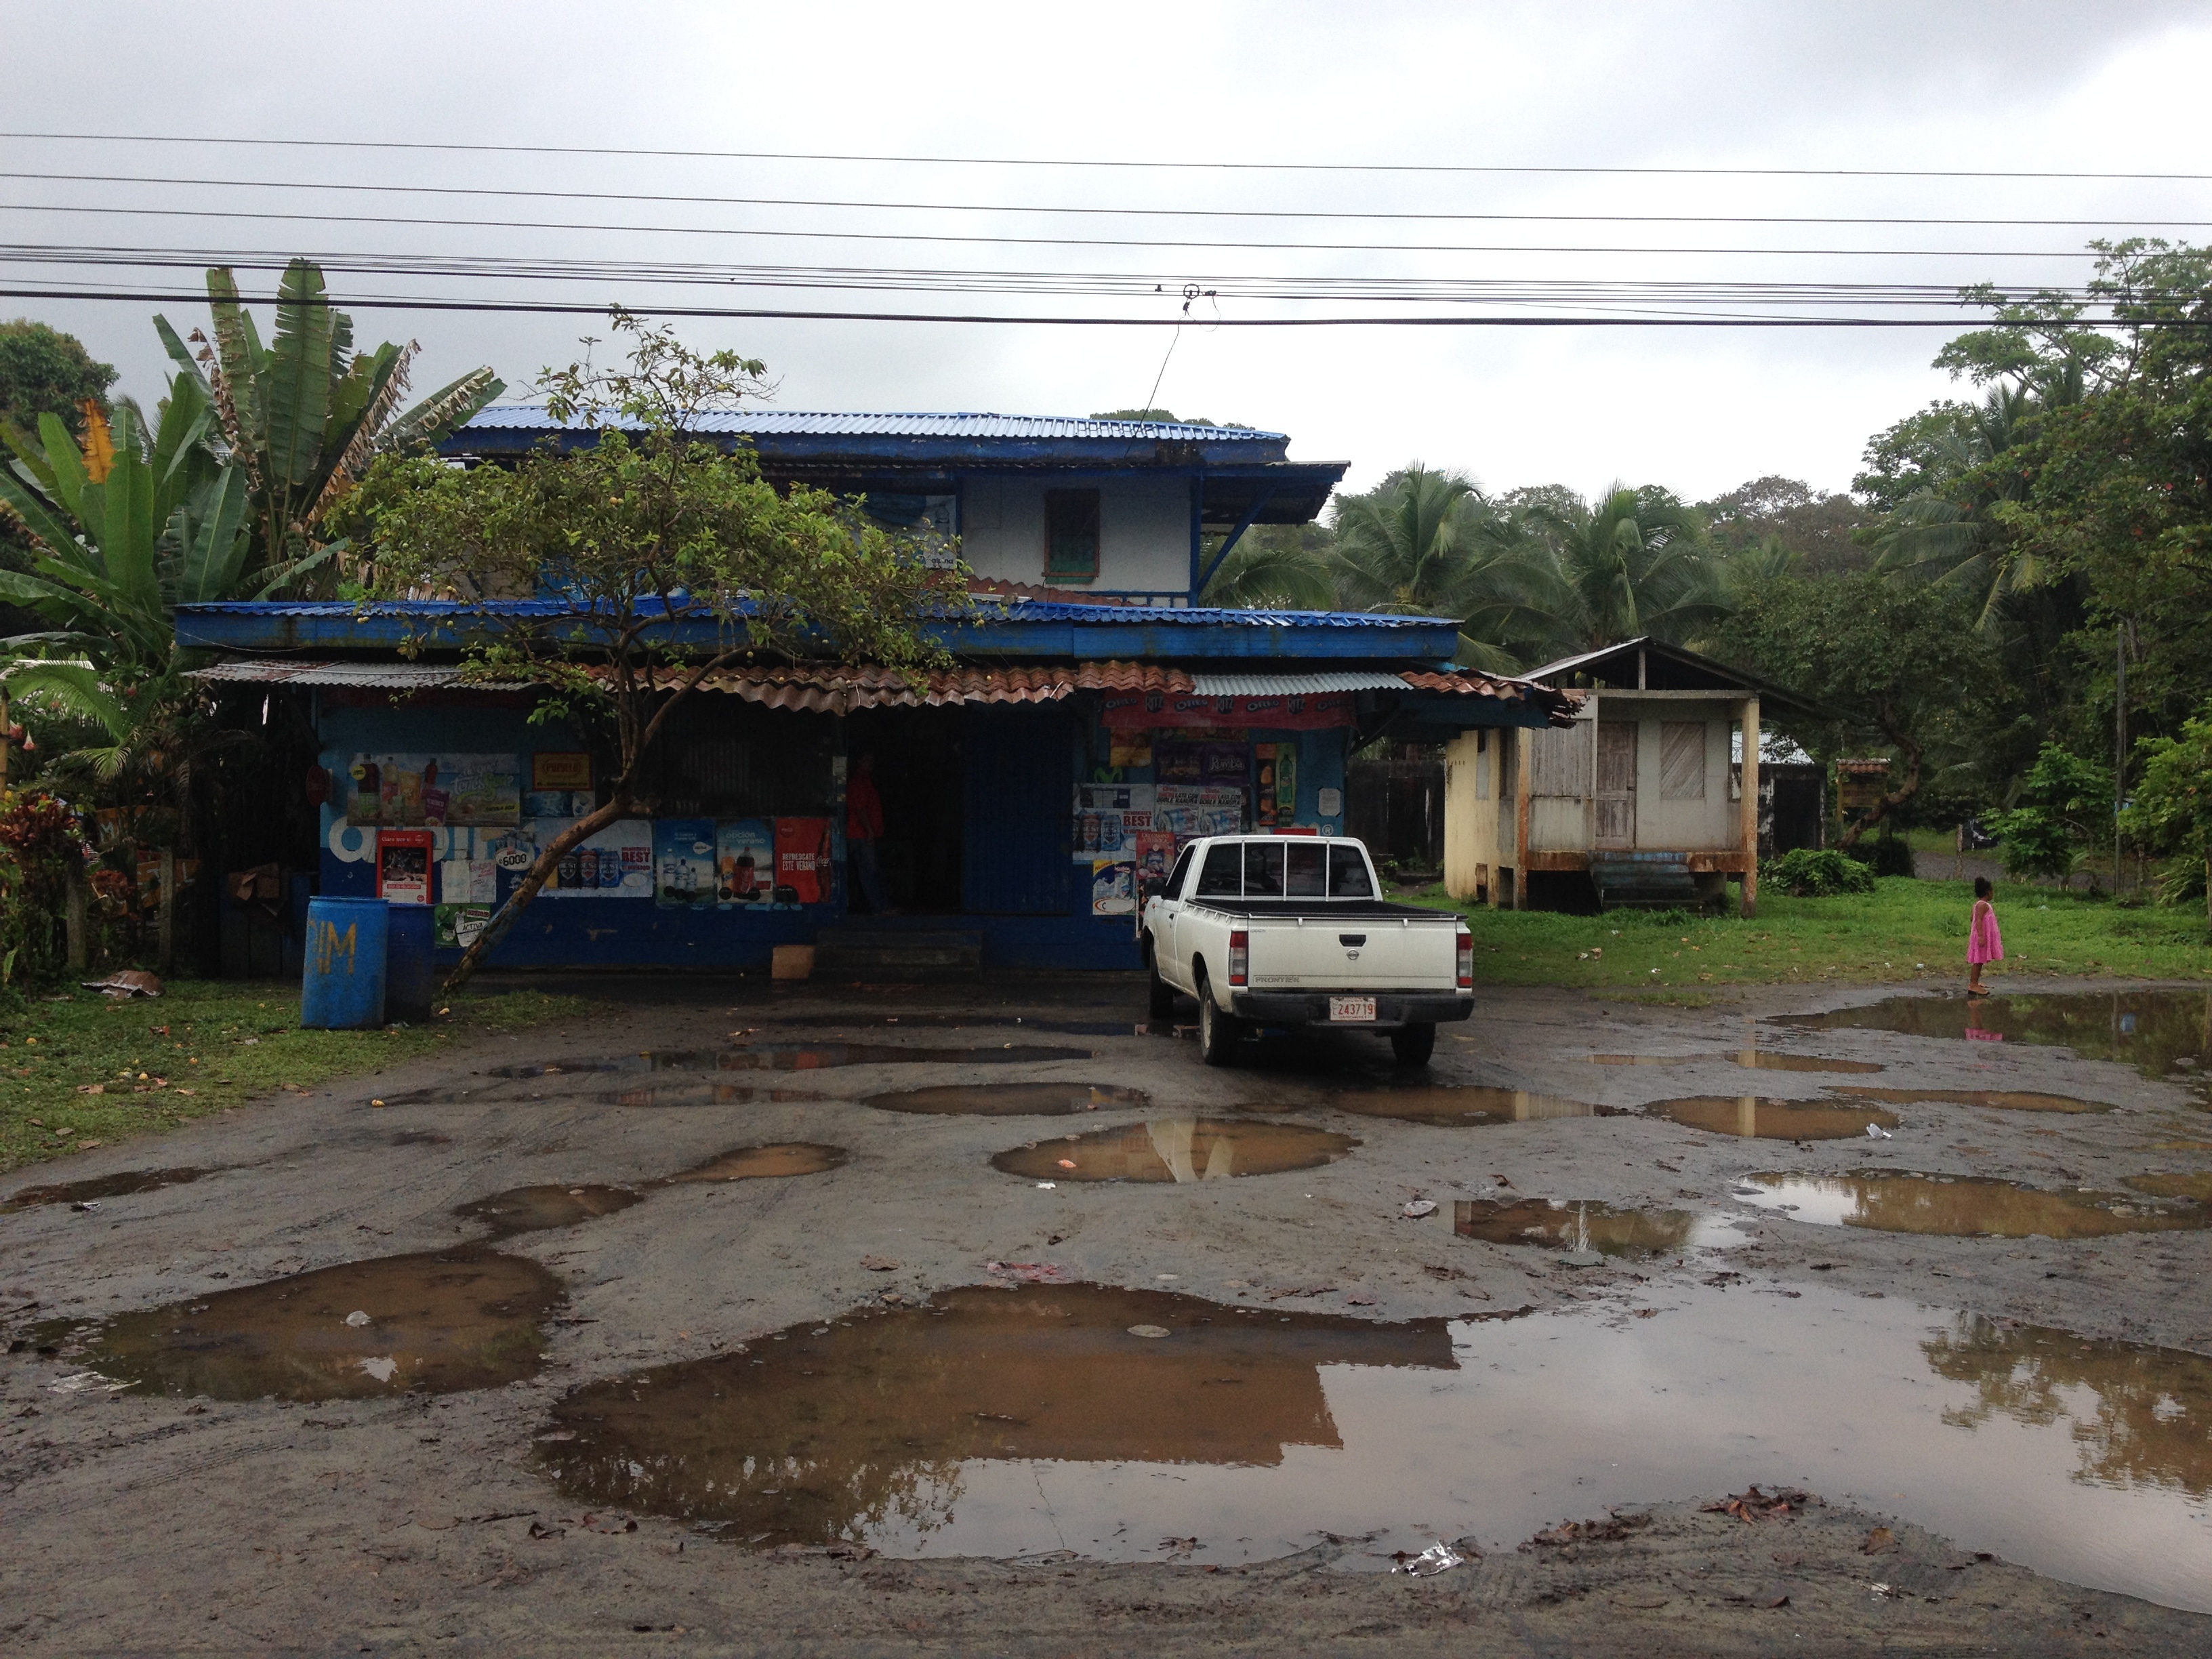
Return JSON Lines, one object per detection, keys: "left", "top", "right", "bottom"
{"left": 1740, "top": 697, "right": 1761, "bottom": 918}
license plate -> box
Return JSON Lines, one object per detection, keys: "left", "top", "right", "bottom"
{"left": 1329, "top": 996, "right": 1378, "bottom": 1023}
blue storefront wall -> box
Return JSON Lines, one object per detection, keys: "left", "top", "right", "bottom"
{"left": 314, "top": 692, "right": 1351, "bottom": 972}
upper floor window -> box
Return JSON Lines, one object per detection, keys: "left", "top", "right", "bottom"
{"left": 1044, "top": 489, "right": 1101, "bottom": 582}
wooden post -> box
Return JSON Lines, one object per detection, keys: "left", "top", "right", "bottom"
{"left": 158, "top": 848, "right": 176, "bottom": 977}
{"left": 1515, "top": 725, "right": 1533, "bottom": 911}
{"left": 1740, "top": 697, "right": 1761, "bottom": 918}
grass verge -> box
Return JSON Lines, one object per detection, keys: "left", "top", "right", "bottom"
{"left": 0, "top": 980, "right": 586, "bottom": 1175}
{"left": 1410, "top": 876, "right": 2212, "bottom": 993}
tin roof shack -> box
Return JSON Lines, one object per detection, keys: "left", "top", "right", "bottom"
{"left": 178, "top": 411, "right": 1573, "bottom": 977}
{"left": 1443, "top": 638, "right": 1804, "bottom": 918}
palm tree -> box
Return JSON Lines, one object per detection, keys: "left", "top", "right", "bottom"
{"left": 1199, "top": 523, "right": 1337, "bottom": 610}
{"left": 1512, "top": 484, "right": 1729, "bottom": 657}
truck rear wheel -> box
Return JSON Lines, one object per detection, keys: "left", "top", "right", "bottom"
{"left": 1196, "top": 973, "right": 1242, "bottom": 1067}
{"left": 1145, "top": 942, "right": 1178, "bottom": 1018}
{"left": 1391, "top": 1022, "right": 1437, "bottom": 1068}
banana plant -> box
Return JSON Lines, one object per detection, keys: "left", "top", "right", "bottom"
{"left": 157, "top": 258, "right": 504, "bottom": 578}
{"left": 0, "top": 388, "right": 276, "bottom": 672}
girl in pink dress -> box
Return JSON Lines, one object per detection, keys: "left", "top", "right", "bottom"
{"left": 1967, "top": 875, "right": 2003, "bottom": 997}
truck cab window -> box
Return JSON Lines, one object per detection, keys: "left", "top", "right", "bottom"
{"left": 1165, "top": 843, "right": 1195, "bottom": 900}
{"left": 1285, "top": 842, "right": 1326, "bottom": 897}
{"left": 1244, "top": 840, "right": 1286, "bottom": 896}
{"left": 1328, "top": 843, "right": 1374, "bottom": 897}
{"left": 1195, "top": 844, "right": 1243, "bottom": 897}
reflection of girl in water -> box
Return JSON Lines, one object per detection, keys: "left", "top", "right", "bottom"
{"left": 1967, "top": 876, "right": 2004, "bottom": 998}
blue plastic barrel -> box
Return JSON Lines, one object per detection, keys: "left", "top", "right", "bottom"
{"left": 301, "top": 896, "right": 388, "bottom": 1029}
{"left": 384, "top": 903, "right": 436, "bottom": 1025}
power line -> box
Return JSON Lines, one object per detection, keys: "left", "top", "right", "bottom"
{"left": 3, "top": 169, "right": 2207, "bottom": 230}
{"left": 3, "top": 130, "right": 2208, "bottom": 184}
{"left": 0, "top": 199, "right": 2116, "bottom": 260}
{"left": 5, "top": 284, "right": 2197, "bottom": 328}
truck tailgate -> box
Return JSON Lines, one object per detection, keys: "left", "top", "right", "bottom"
{"left": 1246, "top": 914, "right": 1461, "bottom": 990}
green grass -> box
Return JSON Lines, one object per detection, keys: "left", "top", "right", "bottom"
{"left": 0, "top": 981, "right": 586, "bottom": 1176}
{"left": 1407, "top": 876, "right": 2212, "bottom": 993}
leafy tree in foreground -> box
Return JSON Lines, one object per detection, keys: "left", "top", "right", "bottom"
{"left": 1988, "top": 742, "right": 2112, "bottom": 887}
{"left": 1509, "top": 483, "right": 1727, "bottom": 657}
{"left": 2126, "top": 703, "right": 2212, "bottom": 915}
{"left": 340, "top": 314, "right": 958, "bottom": 990}
{"left": 1717, "top": 574, "right": 1993, "bottom": 846}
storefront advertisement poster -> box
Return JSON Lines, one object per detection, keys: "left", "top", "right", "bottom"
{"left": 655, "top": 819, "right": 718, "bottom": 908}
{"left": 437, "top": 859, "right": 497, "bottom": 905}
{"left": 534, "top": 818, "right": 652, "bottom": 897}
{"left": 1074, "top": 783, "right": 1155, "bottom": 813}
{"left": 1091, "top": 857, "right": 1136, "bottom": 916}
{"left": 433, "top": 903, "right": 493, "bottom": 949}
{"left": 774, "top": 817, "right": 833, "bottom": 905}
{"left": 346, "top": 754, "right": 520, "bottom": 826}
{"left": 531, "top": 752, "right": 592, "bottom": 790}
{"left": 1134, "top": 831, "right": 1176, "bottom": 883}
{"left": 715, "top": 819, "right": 778, "bottom": 906}
{"left": 376, "top": 829, "right": 434, "bottom": 903}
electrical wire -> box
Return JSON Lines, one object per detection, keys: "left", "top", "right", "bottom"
{"left": 3, "top": 130, "right": 2208, "bottom": 183}
{"left": 1, "top": 169, "right": 2205, "bottom": 229}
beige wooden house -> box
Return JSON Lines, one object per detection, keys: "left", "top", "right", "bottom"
{"left": 1443, "top": 638, "right": 1786, "bottom": 916}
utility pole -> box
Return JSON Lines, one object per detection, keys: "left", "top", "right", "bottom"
{"left": 2114, "top": 621, "right": 2133, "bottom": 895}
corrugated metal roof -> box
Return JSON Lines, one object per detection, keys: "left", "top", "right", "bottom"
{"left": 459, "top": 406, "right": 1286, "bottom": 443}
{"left": 173, "top": 598, "right": 1453, "bottom": 631}
{"left": 185, "top": 661, "right": 533, "bottom": 689}
{"left": 1190, "top": 671, "right": 1413, "bottom": 695}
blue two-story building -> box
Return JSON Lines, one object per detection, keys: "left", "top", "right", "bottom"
{"left": 180, "top": 411, "right": 1572, "bottom": 974}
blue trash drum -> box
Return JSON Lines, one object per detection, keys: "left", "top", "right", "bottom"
{"left": 384, "top": 903, "right": 436, "bottom": 1025}
{"left": 301, "top": 896, "right": 388, "bottom": 1029}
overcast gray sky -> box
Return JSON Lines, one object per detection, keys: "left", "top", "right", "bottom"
{"left": 3, "top": 0, "right": 2209, "bottom": 500}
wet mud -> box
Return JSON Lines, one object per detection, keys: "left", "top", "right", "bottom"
{"left": 453, "top": 1184, "right": 645, "bottom": 1238}
{"left": 1584, "top": 1050, "right": 1884, "bottom": 1073}
{"left": 1736, "top": 1172, "right": 2212, "bottom": 1238}
{"left": 488, "top": 1042, "right": 1093, "bottom": 1079}
{"left": 1778, "top": 989, "right": 2212, "bottom": 1079}
{"left": 1318, "top": 1084, "right": 1608, "bottom": 1126}
{"left": 1640, "top": 1095, "right": 1902, "bottom": 1139}
{"left": 1834, "top": 1085, "right": 2112, "bottom": 1113}
{"left": 1452, "top": 1197, "right": 1740, "bottom": 1256}
{"left": 2125, "top": 1171, "right": 2212, "bottom": 1202}
{"left": 3, "top": 1166, "right": 210, "bottom": 1210}
{"left": 42, "top": 1249, "right": 565, "bottom": 1401}
{"left": 991, "top": 1118, "right": 1356, "bottom": 1181}
{"left": 863, "top": 1082, "right": 1151, "bottom": 1116}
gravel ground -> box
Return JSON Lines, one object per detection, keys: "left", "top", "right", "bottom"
{"left": 3, "top": 972, "right": 2209, "bottom": 1656}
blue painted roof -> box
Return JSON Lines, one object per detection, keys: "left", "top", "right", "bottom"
{"left": 460, "top": 407, "right": 1287, "bottom": 444}
{"left": 174, "top": 598, "right": 1448, "bottom": 630}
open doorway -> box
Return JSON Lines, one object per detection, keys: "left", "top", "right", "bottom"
{"left": 843, "top": 708, "right": 965, "bottom": 914}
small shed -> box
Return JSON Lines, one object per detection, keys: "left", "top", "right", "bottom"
{"left": 1443, "top": 638, "right": 1801, "bottom": 916}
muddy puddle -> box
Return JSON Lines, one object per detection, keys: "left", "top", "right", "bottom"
{"left": 991, "top": 1119, "right": 1355, "bottom": 1182}
{"left": 665, "top": 1143, "right": 848, "bottom": 1182}
{"left": 1640, "top": 1097, "right": 1902, "bottom": 1140}
{"left": 1735, "top": 1172, "right": 2211, "bottom": 1238}
{"left": 770, "top": 1011, "right": 1157, "bottom": 1038}
{"left": 3, "top": 1167, "right": 210, "bottom": 1211}
{"left": 1454, "top": 1197, "right": 1743, "bottom": 1256}
{"left": 453, "top": 1185, "right": 645, "bottom": 1238}
{"left": 1777, "top": 989, "right": 2212, "bottom": 1080}
{"left": 1832, "top": 1085, "right": 2111, "bottom": 1113}
{"left": 487, "top": 1043, "right": 1092, "bottom": 1080}
{"left": 865, "top": 1082, "right": 1151, "bottom": 1116}
{"left": 39, "top": 1250, "right": 563, "bottom": 1401}
{"left": 1318, "top": 1086, "right": 1610, "bottom": 1127}
{"left": 529, "top": 1279, "right": 2212, "bottom": 1610}
{"left": 1585, "top": 1051, "right": 1884, "bottom": 1073}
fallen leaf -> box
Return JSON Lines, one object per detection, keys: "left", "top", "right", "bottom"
{"left": 1861, "top": 1525, "right": 1896, "bottom": 1555}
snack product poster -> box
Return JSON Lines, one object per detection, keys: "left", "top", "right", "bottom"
{"left": 1091, "top": 857, "right": 1136, "bottom": 916}
{"left": 346, "top": 754, "right": 520, "bottom": 826}
{"left": 655, "top": 819, "right": 719, "bottom": 908}
{"left": 716, "top": 819, "right": 776, "bottom": 905}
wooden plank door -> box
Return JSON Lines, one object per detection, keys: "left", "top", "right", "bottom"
{"left": 1595, "top": 720, "right": 1637, "bottom": 848}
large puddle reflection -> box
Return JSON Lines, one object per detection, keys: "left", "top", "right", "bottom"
{"left": 991, "top": 1120, "right": 1355, "bottom": 1181}
{"left": 865, "top": 1083, "right": 1150, "bottom": 1117}
{"left": 1776, "top": 990, "right": 2212, "bottom": 1080}
{"left": 1319, "top": 1086, "right": 1610, "bottom": 1127}
{"left": 1585, "top": 1052, "right": 1883, "bottom": 1074}
{"left": 1832, "top": 1086, "right": 2110, "bottom": 1114}
{"left": 1641, "top": 1097, "right": 1902, "bottom": 1140}
{"left": 1736, "top": 1172, "right": 2211, "bottom": 1238}
{"left": 40, "top": 1250, "right": 563, "bottom": 1401}
{"left": 531, "top": 1280, "right": 2212, "bottom": 1611}
{"left": 1454, "top": 1197, "right": 1742, "bottom": 1256}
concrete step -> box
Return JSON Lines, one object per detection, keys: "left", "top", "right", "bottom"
{"left": 1591, "top": 853, "right": 1701, "bottom": 912}
{"left": 811, "top": 928, "right": 984, "bottom": 979}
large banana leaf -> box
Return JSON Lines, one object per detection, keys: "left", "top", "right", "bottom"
{"left": 32, "top": 410, "right": 87, "bottom": 524}
{"left": 0, "top": 443, "right": 88, "bottom": 566}
{"left": 153, "top": 314, "right": 214, "bottom": 401}
{"left": 169, "top": 466, "right": 253, "bottom": 605}
{"left": 383, "top": 367, "right": 504, "bottom": 453}
{"left": 205, "top": 267, "right": 268, "bottom": 460}
{"left": 264, "top": 258, "right": 337, "bottom": 527}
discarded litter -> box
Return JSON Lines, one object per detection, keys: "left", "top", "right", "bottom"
{"left": 1389, "top": 1542, "right": 1465, "bottom": 1576}
{"left": 1865, "top": 1124, "right": 1894, "bottom": 1140}
{"left": 1401, "top": 1200, "right": 1438, "bottom": 1219}
{"left": 1700, "top": 1484, "right": 1816, "bottom": 1522}
{"left": 344, "top": 1310, "right": 372, "bottom": 1328}
{"left": 82, "top": 970, "right": 162, "bottom": 999}
{"left": 1127, "top": 1324, "right": 1171, "bottom": 1339}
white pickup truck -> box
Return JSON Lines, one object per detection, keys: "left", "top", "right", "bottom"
{"left": 1139, "top": 834, "right": 1473, "bottom": 1068}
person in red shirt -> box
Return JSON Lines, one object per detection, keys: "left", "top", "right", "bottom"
{"left": 846, "top": 752, "right": 893, "bottom": 913}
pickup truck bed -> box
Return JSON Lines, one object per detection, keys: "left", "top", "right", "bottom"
{"left": 1173, "top": 898, "right": 1446, "bottom": 921}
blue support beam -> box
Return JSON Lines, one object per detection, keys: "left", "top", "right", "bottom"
{"left": 1191, "top": 485, "right": 1277, "bottom": 601}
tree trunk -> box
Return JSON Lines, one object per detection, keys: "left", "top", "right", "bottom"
{"left": 1835, "top": 733, "right": 1923, "bottom": 850}
{"left": 440, "top": 794, "right": 635, "bottom": 994}
{"left": 157, "top": 848, "right": 176, "bottom": 977}
{"left": 65, "top": 871, "right": 87, "bottom": 972}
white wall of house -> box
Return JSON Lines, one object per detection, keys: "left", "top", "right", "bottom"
{"left": 959, "top": 474, "right": 1190, "bottom": 593}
